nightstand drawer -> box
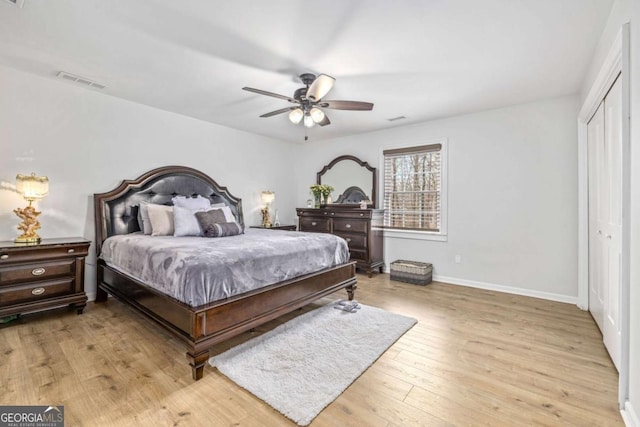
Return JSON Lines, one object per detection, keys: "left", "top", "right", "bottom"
{"left": 299, "top": 218, "right": 331, "bottom": 233}
{"left": 0, "top": 259, "right": 75, "bottom": 286}
{"left": 0, "top": 243, "right": 88, "bottom": 264}
{"left": 0, "top": 278, "right": 74, "bottom": 306}
{"left": 333, "top": 219, "right": 368, "bottom": 234}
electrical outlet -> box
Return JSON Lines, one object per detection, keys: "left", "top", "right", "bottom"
{"left": 455, "top": 254, "right": 462, "bottom": 264}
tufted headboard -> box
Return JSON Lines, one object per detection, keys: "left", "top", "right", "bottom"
{"left": 93, "top": 165, "right": 244, "bottom": 254}
{"left": 335, "top": 186, "right": 369, "bottom": 204}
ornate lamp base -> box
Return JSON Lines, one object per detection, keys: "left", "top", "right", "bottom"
{"left": 261, "top": 206, "right": 272, "bottom": 228}
{"left": 15, "top": 235, "right": 42, "bottom": 244}
{"left": 14, "top": 204, "right": 42, "bottom": 244}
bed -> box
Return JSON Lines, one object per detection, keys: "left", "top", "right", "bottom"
{"left": 94, "top": 165, "right": 357, "bottom": 380}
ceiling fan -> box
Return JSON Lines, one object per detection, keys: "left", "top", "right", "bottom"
{"left": 242, "top": 73, "right": 373, "bottom": 137}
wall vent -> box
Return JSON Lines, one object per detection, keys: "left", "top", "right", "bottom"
{"left": 3, "top": 0, "right": 25, "bottom": 7}
{"left": 56, "top": 71, "right": 107, "bottom": 90}
{"left": 387, "top": 116, "right": 406, "bottom": 122}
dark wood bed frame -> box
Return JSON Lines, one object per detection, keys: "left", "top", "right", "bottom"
{"left": 94, "top": 165, "right": 357, "bottom": 380}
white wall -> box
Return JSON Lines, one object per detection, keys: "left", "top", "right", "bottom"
{"left": 295, "top": 95, "right": 580, "bottom": 302}
{"left": 627, "top": 1, "right": 640, "bottom": 424}
{"left": 0, "top": 65, "right": 298, "bottom": 300}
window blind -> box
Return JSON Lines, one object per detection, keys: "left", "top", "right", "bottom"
{"left": 383, "top": 144, "right": 442, "bottom": 231}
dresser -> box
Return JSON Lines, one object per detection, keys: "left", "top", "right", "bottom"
{"left": 297, "top": 208, "right": 384, "bottom": 277}
{"left": 0, "top": 237, "right": 90, "bottom": 318}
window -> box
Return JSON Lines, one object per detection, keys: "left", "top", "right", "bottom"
{"left": 383, "top": 143, "right": 444, "bottom": 233}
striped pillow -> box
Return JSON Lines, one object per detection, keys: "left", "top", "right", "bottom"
{"left": 201, "top": 221, "right": 244, "bottom": 238}
{"left": 195, "top": 210, "right": 244, "bottom": 238}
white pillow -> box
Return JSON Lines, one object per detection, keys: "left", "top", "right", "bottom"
{"left": 172, "top": 195, "right": 211, "bottom": 210}
{"left": 138, "top": 202, "right": 154, "bottom": 235}
{"left": 147, "top": 204, "right": 174, "bottom": 236}
{"left": 173, "top": 206, "right": 207, "bottom": 237}
{"left": 209, "top": 206, "right": 236, "bottom": 223}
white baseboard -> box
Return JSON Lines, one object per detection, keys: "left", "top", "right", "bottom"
{"left": 86, "top": 291, "right": 97, "bottom": 302}
{"left": 432, "top": 274, "right": 578, "bottom": 305}
{"left": 622, "top": 400, "right": 639, "bottom": 427}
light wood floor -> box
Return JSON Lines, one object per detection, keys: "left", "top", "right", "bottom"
{"left": 0, "top": 274, "right": 622, "bottom": 426}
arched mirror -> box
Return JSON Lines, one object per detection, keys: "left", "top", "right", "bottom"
{"left": 317, "top": 155, "right": 377, "bottom": 207}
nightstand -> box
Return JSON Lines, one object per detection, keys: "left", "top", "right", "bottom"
{"left": 0, "top": 237, "right": 91, "bottom": 318}
{"left": 250, "top": 225, "right": 297, "bottom": 231}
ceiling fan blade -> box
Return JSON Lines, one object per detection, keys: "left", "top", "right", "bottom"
{"left": 320, "top": 100, "right": 374, "bottom": 111}
{"left": 260, "top": 107, "right": 298, "bottom": 118}
{"left": 242, "top": 87, "right": 296, "bottom": 103}
{"left": 318, "top": 114, "right": 331, "bottom": 127}
{"left": 305, "top": 74, "right": 335, "bottom": 101}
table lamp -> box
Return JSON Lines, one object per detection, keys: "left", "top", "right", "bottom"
{"left": 14, "top": 172, "right": 49, "bottom": 243}
{"left": 260, "top": 191, "right": 275, "bottom": 228}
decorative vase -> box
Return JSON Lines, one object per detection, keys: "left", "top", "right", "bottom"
{"left": 314, "top": 194, "right": 322, "bottom": 208}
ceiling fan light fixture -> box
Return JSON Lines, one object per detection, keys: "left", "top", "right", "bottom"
{"left": 289, "top": 108, "right": 303, "bottom": 124}
{"left": 306, "top": 74, "right": 335, "bottom": 101}
{"left": 310, "top": 107, "right": 325, "bottom": 123}
{"left": 303, "top": 114, "right": 315, "bottom": 128}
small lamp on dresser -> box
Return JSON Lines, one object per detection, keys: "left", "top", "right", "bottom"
{"left": 14, "top": 172, "right": 49, "bottom": 243}
{"left": 260, "top": 191, "right": 275, "bottom": 228}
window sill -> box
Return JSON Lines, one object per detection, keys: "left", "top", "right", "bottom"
{"left": 374, "top": 228, "right": 448, "bottom": 242}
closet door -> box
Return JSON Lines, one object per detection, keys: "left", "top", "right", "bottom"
{"left": 602, "top": 76, "right": 622, "bottom": 370}
{"left": 587, "top": 101, "right": 606, "bottom": 332}
{"left": 587, "top": 75, "right": 622, "bottom": 371}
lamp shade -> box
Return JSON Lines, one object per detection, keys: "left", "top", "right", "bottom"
{"left": 288, "top": 108, "right": 303, "bottom": 124}
{"left": 310, "top": 107, "right": 325, "bottom": 123}
{"left": 16, "top": 173, "right": 49, "bottom": 201}
{"left": 261, "top": 191, "right": 275, "bottom": 204}
{"left": 303, "top": 114, "right": 315, "bottom": 128}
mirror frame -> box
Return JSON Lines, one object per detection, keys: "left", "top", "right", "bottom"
{"left": 317, "top": 155, "right": 377, "bottom": 207}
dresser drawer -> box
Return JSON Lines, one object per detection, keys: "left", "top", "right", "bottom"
{"left": 0, "top": 259, "right": 75, "bottom": 286}
{"left": 0, "top": 278, "right": 74, "bottom": 306}
{"left": 333, "top": 219, "right": 368, "bottom": 234}
{"left": 299, "top": 217, "right": 331, "bottom": 233}
{"left": 333, "top": 210, "right": 373, "bottom": 219}
{"left": 349, "top": 249, "right": 367, "bottom": 262}
{"left": 335, "top": 233, "right": 367, "bottom": 250}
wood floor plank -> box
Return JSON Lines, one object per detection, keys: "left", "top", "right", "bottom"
{"left": 0, "top": 273, "right": 623, "bottom": 426}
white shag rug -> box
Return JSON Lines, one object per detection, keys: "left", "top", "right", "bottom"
{"left": 208, "top": 301, "right": 417, "bottom": 426}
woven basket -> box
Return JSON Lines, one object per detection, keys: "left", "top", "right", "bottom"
{"left": 390, "top": 260, "right": 433, "bottom": 286}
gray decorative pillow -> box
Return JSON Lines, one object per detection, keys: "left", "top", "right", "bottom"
{"left": 195, "top": 209, "right": 244, "bottom": 237}
{"left": 195, "top": 209, "right": 228, "bottom": 231}
{"left": 201, "top": 221, "right": 244, "bottom": 238}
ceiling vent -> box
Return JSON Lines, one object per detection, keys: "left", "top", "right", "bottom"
{"left": 3, "top": 0, "right": 24, "bottom": 7}
{"left": 387, "top": 116, "right": 406, "bottom": 122}
{"left": 56, "top": 71, "right": 107, "bottom": 90}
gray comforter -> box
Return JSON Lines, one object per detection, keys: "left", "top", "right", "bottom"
{"left": 100, "top": 228, "right": 350, "bottom": 306}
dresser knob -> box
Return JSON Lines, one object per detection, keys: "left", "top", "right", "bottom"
{"left": 31, "top": 287, "right": 45, "bottom": 296}
{"left": 323, "top": 212, "right": 328, "bottom": 215}
{"left": 360, "top": 213, "right": 364, "bottom": 217}
{"left": 331, "top": 212, "right": 335, "bottom": 216}
{"left": 346, "top": 238, "right": 352, "bottom": 242}
{"left": 0, "top": 254, "right": 8, "bottom": 260}
{"left": 311, "top": 222, "right": 317, "bottom": 226}
{"left": 31, "top": 267, "right": 46, "bottom": 276}
{"left": 68, "top": 248, "right": 75, "bottom": 253}
{"left": 346, "top": 224, "right": 352, "bottom": 229}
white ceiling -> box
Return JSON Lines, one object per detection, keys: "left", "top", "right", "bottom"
{"left": 0, "top": 0, "right": 613, "bottom": 143}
